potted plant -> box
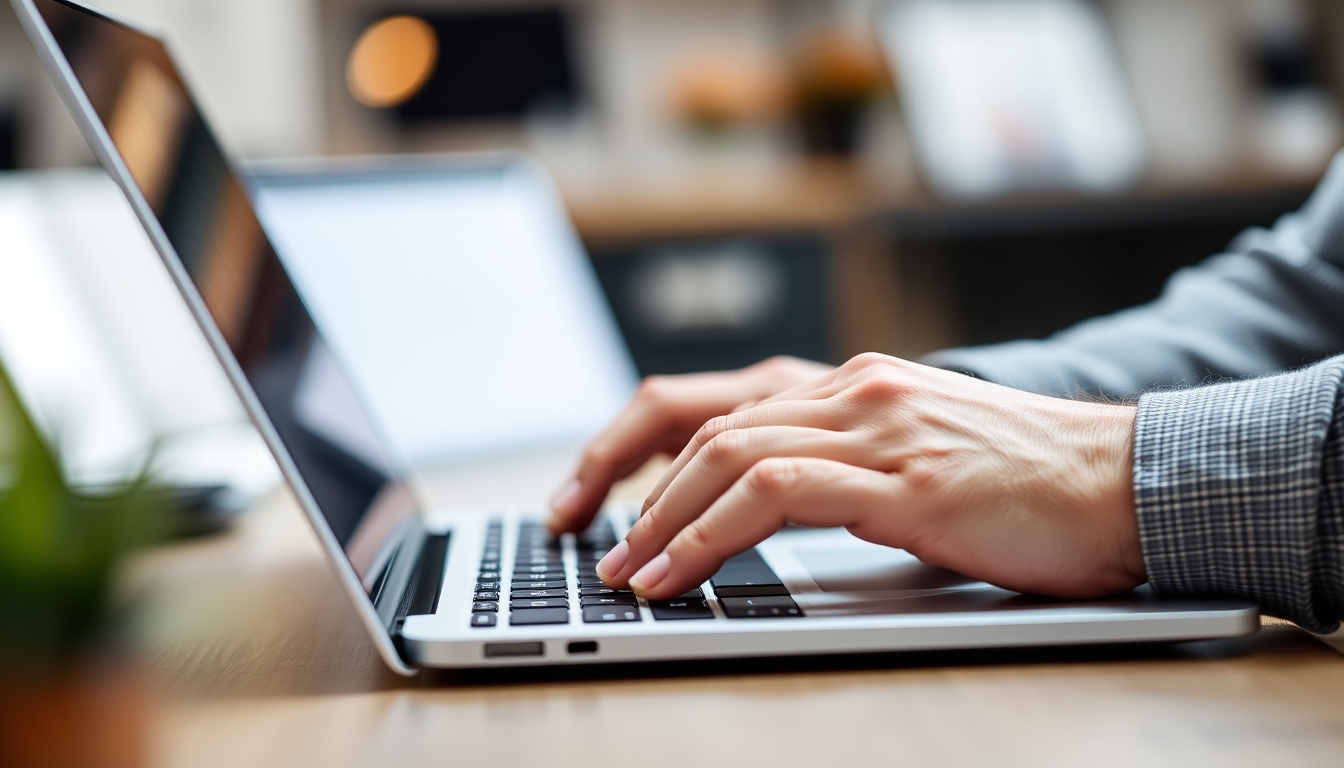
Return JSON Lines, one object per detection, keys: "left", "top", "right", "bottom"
{"left": 793, "top": 26, "right": 894, "bottom": 156}
{"left": 0, "top": 361, "right": 168, "bottom": 768}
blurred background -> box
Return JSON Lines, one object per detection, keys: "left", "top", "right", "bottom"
{"left": 3, "top": 0, "right": 1343, "bottom": 375}
{"left": 2, "top": 4, "right": 1343, "bottom": 756}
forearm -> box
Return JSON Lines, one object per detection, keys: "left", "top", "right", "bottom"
{"left": 1132, "top": 354, "right": 1344, "bottom": 632}
{"left": 923, "top": 247, "right": 1344, "bottom": 399}
{"left": 925, "top": 153, "right": 1344, "bottom": 400}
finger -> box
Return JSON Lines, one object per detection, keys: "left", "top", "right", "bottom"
{"left": 604, "top": 426, "right": 866, "bottom": 586}
{"left": 626, "top": 457, "right": 911, "bottom": 599}
{"left": 549, "top": 371, "right": 779, "bottom": 533}
{"left": 639, "top": 398, "right": 845, "bottom": 518}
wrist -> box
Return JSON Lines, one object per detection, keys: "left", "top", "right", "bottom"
{"left": 1091, "top": 403, "right": 1145, "bottom": 587}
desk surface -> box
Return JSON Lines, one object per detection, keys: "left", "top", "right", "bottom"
{"left": 132, "top": 466, "right": 1344, "bottom": 768}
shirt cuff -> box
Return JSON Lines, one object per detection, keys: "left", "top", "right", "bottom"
{"left": 1133, "top": 358, "right": 1344, "bottom": 632}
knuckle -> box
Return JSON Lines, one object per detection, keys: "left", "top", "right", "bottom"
{"left": 847, "top": 369, "right": 913, "bottom": 406}
{"left": 743, "top": 457, "right": 803, "bottom": 499}
{"left": 635, "top": 375, "right": 671, "bottom": 404}
{"left": 757, "top": 355, "right": 795, "bottom": 377}
{"left": 846, "top": 351, "right": 892, "bottom": 372}
{"left": 581, "top": 442, "right": 613, "bottom": 470}
{"left": 679, "top": 520, "right": 716, "bottom": 556}
{"left": 693, "top": 414, "right": 733, "bottom": 447}
{"left": 899, "top": 456, "right": 942, "bottom": 491}
{"left": 639, "top": 503, "right": 675, "bottom": 541}
{"left": 701, "top": 430, "right": 750, "bottom": 465}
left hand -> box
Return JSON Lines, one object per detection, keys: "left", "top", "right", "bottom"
{"left": 595, "top": 353, "right": 1145, "bottom": 601}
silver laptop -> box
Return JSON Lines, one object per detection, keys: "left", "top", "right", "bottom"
{"left": 14, "top": 0, "right": 1259, "bottom": 675}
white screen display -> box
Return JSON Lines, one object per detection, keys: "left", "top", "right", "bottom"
{"left": 251, "top": 159, "right": 637, "bottom": 467}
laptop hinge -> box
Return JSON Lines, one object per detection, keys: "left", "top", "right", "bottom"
{"left": 389, "top": 532, "right": 450, "bottom": 655}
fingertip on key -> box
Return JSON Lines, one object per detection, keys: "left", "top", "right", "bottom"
{"left": 546, "top": 478, "right": 583, "bottom": 533}
{"left": 596, "top": 539, "right": 629, "bottom": 582}
{"left": 629, "top": 551, "right": 672, "bottom": 594}
{"left": 549, "top": 478, "right": 581, "bottom": 514}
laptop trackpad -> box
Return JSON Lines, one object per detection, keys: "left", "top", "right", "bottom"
{"left": 766, "top": 530, "right": 1013, "bottom": 617}
{"left": 793, "top": 540, "right": 977, "bottom": 592}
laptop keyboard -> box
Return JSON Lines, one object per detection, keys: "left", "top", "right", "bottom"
{"left": 470, "top": 516, "right": 802, "bottom": 628}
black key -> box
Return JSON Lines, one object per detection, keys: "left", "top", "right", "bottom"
{"left": 719, "top": 596, "right": 803, "bottom": 618}
{"left": 471, "top": 613, "right": 497, "bottom": 627}
{"left": 578, "top": 576, "right": 608, "bottom": 587}
{"left": 710, "top": 550, "right": 789, "bottom": 597}
{"left": 477, "top": 571, "right": 500, "bottom": 581}
{"left": 472, "top": 601, "right": 499, "bottom": 612}
{"left": 473, "top": 591, "right": 499, "bottom": 601}
{"left": 513, "top": 565, "right": 566, "bottom": 575}
{"left": 515, "top": 560, "right": 564, "bottom": 570}
{"left": 509, "top": 607, "right": 570, "bottom": 626}
{"left": 581, "top": 595, "right": 638, "bottom": 607}
{"left": 510, "top": 598, "right": 569, "bottom": 609}
{"left": 508, "top": 567, "right": 561, "bottom": 581}
{"left": 583, "top": 605, "right": 641, "bottom": 623}
{"left": 512, "top": 588, "right": 567, "bottom": 599}
{"left": 675, "top": 588, "right": 705, "bottom": 599}
{"left": 515, "top": 563, "right": 565, "bottom": 574}
{"left": 580, "top": 585, "right": 633, "bottom": 597}
{"left": 511, "top": 580, "right": 567, "bottom": 590}
{"left": 480, "top": 559, "right": 500, "bottom": 570}
{"left": 650, "top": 598, "right": 715, "bottom": 620}
{"left": 476, "top": 581, "right": 500, "bottom": 591}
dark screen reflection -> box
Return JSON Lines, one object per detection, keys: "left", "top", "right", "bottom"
{"left": 35, "top": 0, "right": 413, "bottom": 587}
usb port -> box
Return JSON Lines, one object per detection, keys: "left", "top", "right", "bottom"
{"left": 567, "top": 641, "right": 598, "bottom": 655}
{"left": 484, "top": 642, "right": 544, "bottom": 658}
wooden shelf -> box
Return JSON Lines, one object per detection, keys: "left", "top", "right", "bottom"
{"left": 563, "top": 157, "right": 1324, "bottom": 247}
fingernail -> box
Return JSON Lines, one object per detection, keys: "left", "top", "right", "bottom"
{"left": 596, "top": 539, "right": 629, "bottom": 581}
{"left": 549, "top": 479, "right": 581, "bottom": 514}
{"left": 629, "top": 552, "right": 671, "bottom": 593}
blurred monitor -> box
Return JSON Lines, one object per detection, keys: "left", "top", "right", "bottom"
{"left": 391, "top": 6, "right": 580, "bottom": 123}
{"left": 881, "top": 0, "right": 1145, "bottom": 199}
{"left": 248, "top": 156, "right": 638, "bottom": 468}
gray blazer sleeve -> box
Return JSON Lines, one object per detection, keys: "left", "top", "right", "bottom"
{"left": 922, "top": 154, "right": 1344, "bottom": 630}
{"left": 1133, "top": 355, "right": 1344, "bottom": 633}
{"left": 924, "top": 152, "right": 1344, "bottom": 399}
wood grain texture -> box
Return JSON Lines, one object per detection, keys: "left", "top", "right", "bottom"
{"left": 130, "top": 480, "right": 1344, "bottom": 768}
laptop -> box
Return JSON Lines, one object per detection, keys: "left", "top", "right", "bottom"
{"left": 14, "top": 0, "right": 1259, "bottom": 675}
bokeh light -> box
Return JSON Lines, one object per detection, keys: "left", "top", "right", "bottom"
{"left": 347, "top": 16, "right": 439, "bottom": 108}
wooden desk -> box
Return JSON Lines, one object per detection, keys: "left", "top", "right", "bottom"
{"left": 130, "top": 474, "right": 1344, "bottom": 767}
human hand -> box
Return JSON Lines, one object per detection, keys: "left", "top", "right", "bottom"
{"left": 548, "top": 356, "right": 834, "bottom": 534}
{"left": 591, "top": 353, "right": 1145, "bottom": 601}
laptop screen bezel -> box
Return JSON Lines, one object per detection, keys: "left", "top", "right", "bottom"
{"left": 11, "top": 0, "right": 421, "bottom": 676}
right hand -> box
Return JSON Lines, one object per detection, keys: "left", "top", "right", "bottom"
{"left": 547, "top": 356, "right": 834, "bottom": 533}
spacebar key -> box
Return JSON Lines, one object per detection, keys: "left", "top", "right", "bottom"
{"left": 710, "top": 549, "right": 789, "bottom": 597}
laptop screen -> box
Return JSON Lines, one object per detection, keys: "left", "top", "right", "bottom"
{"left": 32, "top": 0, "right": 414, "bottom": 589}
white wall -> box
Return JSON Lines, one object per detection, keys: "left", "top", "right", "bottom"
{"left": 97, "top": 0, "right": 325, "bottom": 157}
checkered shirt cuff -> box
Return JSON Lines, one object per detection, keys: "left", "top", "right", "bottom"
{"left": 1134, "top": 355, "right": 1344, "bottom": 633}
